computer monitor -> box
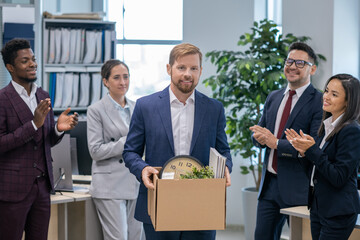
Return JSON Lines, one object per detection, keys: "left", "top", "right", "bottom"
{"left": 68, "top": 120, "right": 93, "bottom": 175}
{"left": 51, "top": 134, "right": 73, "bottom": 192}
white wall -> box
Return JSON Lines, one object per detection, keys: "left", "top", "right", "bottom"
{"left": 333, "top": 0, "right": 360, "bottom": 78}
{"left": 283, "top": 0, "right": 360, "bottom": 90}
{"left": 43, "top": 0, "right": 91, "bottom": 14}
{"left": 61, "top": 0, "right": 91, "bottom": 13}
{"left": 183, "top": 0, "right": 256, "bottom": 226}
{"left": 282, "top": 0, "right": 334, "bottom": 90}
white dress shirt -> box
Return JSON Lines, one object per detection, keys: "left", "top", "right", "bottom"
{"left": 107, "top": 93, "right": 131, "bottom": 128}
{"left": 11, "top": 80, "right": 62, "bottom": 135}
{"left": 310, "top": 114, "right": 343, "bottom": 186}
{"left": 169, "top": 88, "right": 195, "bottom": 156}
{"left": 268, "top": 82, "right": 311, "bottom": 174}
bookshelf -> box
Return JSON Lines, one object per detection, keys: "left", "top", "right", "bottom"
{"left": 42, "top": 18, "right": 116, "bottom": 114}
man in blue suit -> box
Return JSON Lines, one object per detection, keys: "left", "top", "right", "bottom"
{"left": 123, "top": 43, "right": 232, "bottom": 240}
{"left": 250, "top": 42, "right": 323, "bottom": 240}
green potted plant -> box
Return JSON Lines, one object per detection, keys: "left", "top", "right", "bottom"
{"left": 203, "top": 19, "right": 325, "bottom": 191}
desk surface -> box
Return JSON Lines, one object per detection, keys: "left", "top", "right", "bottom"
{"left": 50, "top": 191, "right": 91, "bottom": 204}
{"left": 281, "top": 206, "right": 360, "bottom": 229}
{"left": 50, "top": 193, "right": 74, "bottom": 204}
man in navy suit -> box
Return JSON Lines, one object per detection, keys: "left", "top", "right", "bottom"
{"left": 123, "top": 43, "right": 232, "bottom": 240}
{"left": 0, "top": 39, "right": 78, "bottom": 240}
{"left": 250, "top": 42, "right": 323, "bottom": 240}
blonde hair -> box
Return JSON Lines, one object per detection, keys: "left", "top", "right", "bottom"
{"left": 169, "top": 43, "right": 202, "bottom": 67}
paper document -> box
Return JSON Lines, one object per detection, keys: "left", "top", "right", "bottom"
{"left": 209, "top": 147, "right": 227, "bottom": 178}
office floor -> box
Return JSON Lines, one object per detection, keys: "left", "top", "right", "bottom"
{"left": 216, "top": 227, "right": 245, "bottom": 240}
{"left": 216, "top": 225, "right": 290, "bottom": 240}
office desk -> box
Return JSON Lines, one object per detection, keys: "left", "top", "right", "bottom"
{"left": 280, "top": 206, "right": 360, "bottom": 240}
{"left": 48, "top": 192, "right": 103, "bottom": 240}
{"left": 48, "top": 194, "right": 75, "bottom": 240}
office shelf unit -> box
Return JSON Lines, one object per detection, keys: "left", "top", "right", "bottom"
{"left": 42, "top": 18, "right": 116, "bottom": 114}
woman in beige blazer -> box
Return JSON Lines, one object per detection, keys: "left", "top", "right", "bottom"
{"left": 87, "top": 60, "right": 143, "bottom": 240}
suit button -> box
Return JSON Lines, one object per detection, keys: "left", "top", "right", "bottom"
{"left": 33, "top": 163, "right": 37, "bottom": 168}
{"left": 111, "top": 138, "right": 115, "bottom": 141}
{"left": 314, "top": 179, "right": 318, "bottom": 184}
{"left": 119, "top": 159, "right": 123, "bottom": 163}
{"left": 34, "top": 146, "right": 37, "bottom": 150}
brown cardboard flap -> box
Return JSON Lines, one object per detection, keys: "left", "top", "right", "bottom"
{"left": 147, "top": 167, "right": 162, "bottom": 229}
{"left": 155, "top": 178, "right": 226, "bottom": 231}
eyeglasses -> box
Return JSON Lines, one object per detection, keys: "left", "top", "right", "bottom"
{"left": 285, "top": 58, "right": 314, "bottom": 68}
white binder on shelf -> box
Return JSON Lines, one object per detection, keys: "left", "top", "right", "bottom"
{"left": 43, "top": 28, "right": 49, "bottom": 64}
{"left": 90, "top": 73, "right": 102, "bottom": 105}
{"left": 104, "top": 30, "right": 113, "bottom": 61}
{"left": 60, "top": 28, "right": 70, "bottom": 64}
{"left": 70, "top": 73, "right": 79, "bottom": 107}
{"left": 82, "top": 30, "right": 96, "bottom": 64}
{"left": 54, "top": 28, "right": 62, "bottom": 64}
{"left": 61, "top": 73, "right": 74, "bottom": 108}
{"left": 54, "top": 73, "right": 65, "bottom": 108}
{"left": 74, "top": 29, "right": 82, "bottom": 64}
{"left": 48, "top": 29, "right": 56, "bottom": 64}
{"left": 94, "top": 31, "right": 102, "bottom": 63}
{"left": 68, "top": 29, "right": 77, "bottom": 63}
{"left": 78, "top": 73, "right": 90, "bottom": 107}
{"left": 79, "top": 29, "right": 86, "bottom": 63}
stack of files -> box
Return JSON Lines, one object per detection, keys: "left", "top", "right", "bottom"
{"left": 49, "top": 71, "right": 106, "bottom": 108}
{"left": 44, "top": 27, "right": 114, "bottom": 64}
{"left": 209, "top": 147, "right": 227, "bottom": 178}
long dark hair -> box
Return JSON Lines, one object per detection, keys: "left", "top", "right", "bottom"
{"left": 318, "top": 73, "right": 360, "bottom": 140}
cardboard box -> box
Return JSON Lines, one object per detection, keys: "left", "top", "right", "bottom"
{"left": 148, "top": 169, "right": 226, "bottom": 231}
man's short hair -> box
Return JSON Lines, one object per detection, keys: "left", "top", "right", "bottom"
{"left": 169, "top": 43, "right": 202, "bottom": 67}
{"left": 288, "top": 42, "right": 317, "bottom": 64}
{"left": 1, "top": 38, "right": 31, "bottom": 66}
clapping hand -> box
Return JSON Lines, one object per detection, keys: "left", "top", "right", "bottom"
{"left": 285, "top": 129, "right": 315, "bottom": 156}
{"left": 249, "top": 125, "right": 278, "bottom": 149}
{"left": 57, "top": 108, "right": 79, "bottom": 132}
{"left": 33, "top": 98, "right": 52, "bottom": 128}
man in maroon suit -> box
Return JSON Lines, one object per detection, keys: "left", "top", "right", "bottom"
{"left": 0, "top": 38, "right": 78, "bottom": 240}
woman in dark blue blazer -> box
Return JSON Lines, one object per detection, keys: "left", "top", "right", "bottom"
{"left": 285, "top": 73, "right": 360, "bottom": 240}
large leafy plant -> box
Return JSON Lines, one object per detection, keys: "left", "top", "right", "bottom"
{"left": 203, "top": 19, "right": 325, "bottom": 190}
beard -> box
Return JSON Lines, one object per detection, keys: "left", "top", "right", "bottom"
{"left": 21, "top": 76, "right": 37, "bottom": 83}
{"left": 170, "top": 73, "right": 197, "bottom": 94}
{"left": 173, "top": 81, "right": 195, "bottom": 94}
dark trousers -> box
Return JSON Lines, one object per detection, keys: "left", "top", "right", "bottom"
{"left": 0, "top": 176, "right": 50, "bottom": 240}
{"left": 310, "top": 195, "right": 357, "bottom": 240}
{"left": 143, "top": 223, "right": 216, "bottom": 240}
{"left": 254, "top": 171, "right": 287, "bottom": 240}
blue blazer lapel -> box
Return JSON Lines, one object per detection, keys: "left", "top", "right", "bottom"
{"left": 190, "top": 90, "right": 206, "bottom": 154}
{"left": 269, "top": 89, "right": 285, "bottom": 133}
{"left": 158, "top": 87, "right": 175, "bottom": 154}
{"left": 283, "top": 84, "right": 315, "bottom": 137}
{"left": 322, "top": 141, "right": 330, "bottom": 150}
